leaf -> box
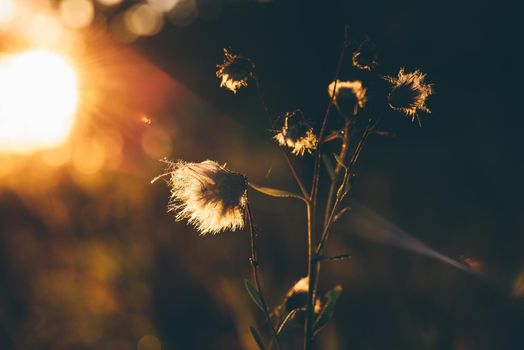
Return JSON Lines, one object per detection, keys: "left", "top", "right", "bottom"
{"left": 320, "top": 253, "right": 352, "bottom": 262}
{"left": 322, "top": 154, "right": 335, "bottom": 181}
{"left": 249, "top": 182, "right": 305, "bottom": 201}
{"left": 249, "top": 326, "right": 266, "bottom": 350}
{"left": 333, "top": 153, "right": 347, "bottom": 169}
{"left": 333, "top": 207, "right": 350, "bottom": 222}
{"left": 313, "top": 285, "right": 343, "bottom": 335}
{"left": 335, "top": 175, "right": 349, "bottom": 199}
{"left": 277, "top": 309, "right": 299, "bottom": 335}
{"left": 245, "top": 279, "right": 264, "bottom": 312}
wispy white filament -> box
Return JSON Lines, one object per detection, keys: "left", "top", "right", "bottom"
{"left": 156, "top": 160, "right": 248, "bottom": 235}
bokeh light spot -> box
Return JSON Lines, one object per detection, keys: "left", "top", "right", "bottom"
{"left": 96, "top": 0, "right": 124, "bottom": 6}
{"left": 0, "top": 0, "right": 16, "bottom": 26}
{"left": 42, "top": 145, "right": 72, "bottom": 168}
{"left": 147, "top": 0, "right": 178, "bottom": 13}
{"left": 138, "top": 335, "right": 161, "bottom": 350}
{"left": 124, "top": 4, "right": 164, "bottom": 37}
{"left": 72, "top": 139, "right": 106, "bottom": 175}
{"left": 59, "top": 0, "right": 95, "bottom": 30}
{"left": 0, "top": 51, "right": 79, "bottom": 155}
{"left": 141, "top": 127, "right": 172, "bottom": 159}
{"left": 168, "top": 0, "right": 198, "bottom": 27}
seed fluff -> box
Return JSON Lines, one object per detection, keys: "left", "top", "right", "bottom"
{"left": 153, "top": 160, "right": 248, "bottom": 235}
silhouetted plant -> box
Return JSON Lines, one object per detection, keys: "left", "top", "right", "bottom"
{"left": 154, "top": 26, "right": 433, "bottom": 350}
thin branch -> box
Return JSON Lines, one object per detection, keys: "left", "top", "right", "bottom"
{"left": 304, "top": 201, "right": 317, "bottom": 350}
{"left": 323, "top": 119, "right": 351, "bottom": 228}
{"left": 304, "top": 26, "right": 350, "bottom": 350}
{"left": 281, "top": 147, "right": 310, "bottom": 199}
{"left": 246, "top": 201, "right": 282, "bottom": 350}
{"left": 310, "top": 25, "right": 350, "bottom": 203}
{"left": 316, "top": 120, "right": 374, "bottom": 255}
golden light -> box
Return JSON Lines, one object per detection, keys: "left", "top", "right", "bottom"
{"left": 0, "top": 0, "right": 16, "bottom": 26}
{"left": 124, "top": 3, "right": 164, "bottom": 37}
{"left": 59, "top": 0, "right": 95, "bottom": 30}
{"left": 0, "top": 50, "right": 79, "bottom": 154}
{"left": 96, "top": 0, "right": 124, "bottom": 6}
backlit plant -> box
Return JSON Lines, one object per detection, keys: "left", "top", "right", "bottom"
{"left": 154, "top": 27, "right": 433, "bottom": 350}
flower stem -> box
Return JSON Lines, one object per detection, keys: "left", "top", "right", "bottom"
{"left": 304, "top": 26, "right": 349, "bottom": 350}
{"left": 246, "top": 201, "right": 282, "bottom": 350}
{"left": 323, "top": 119, "right": 351, "bottom": 229}
{"left": 310, "top": 25, "right": 349, "bottom": 202}
{"left": 281, "top": 147, "right": 310, "bottom": 199}
{"left": 304, "top": 200, "right": 317, "bottom": 350}
{"left": 316, "top": 120, "right": 374, "bottom": 255}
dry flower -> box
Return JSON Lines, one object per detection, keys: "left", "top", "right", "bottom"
{"left": 216, "top": 49, "right": 255, "bottom": 93}
{"left": 284, "top": 277, "right": 322, "bottom": 314}
{"left": 274, "top": 110, "right": 318, "bottom": 156}
{"left": 385, "top": 68, "right": 433, "bottom": 121}
{"left": 328, "top": 80, "right": 367, "bottom": 117}
{"left": 352, "top": 39, "right": 378, "bottom": 71}
{"left": 154, "top": 160, "right": 248, "bottom": 235}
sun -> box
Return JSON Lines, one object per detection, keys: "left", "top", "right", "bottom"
{"left": 0, "top": 50, "right": 79, "bottom": 154}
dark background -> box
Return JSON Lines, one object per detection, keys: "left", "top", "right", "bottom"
{"left": 1, "top": 0, "right": 523, "bottom": 349}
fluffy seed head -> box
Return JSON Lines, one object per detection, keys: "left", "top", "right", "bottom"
{"left": 157, "top": 160, "right": 248, "bottom": 235}
{"left": 328, "top": 80, "right": 367, "bottom": 117}
{"left": 216, "top": 49, "right": 254, "bottom": 94}
{"left": 385, "top": 68, "right": 433, "bottom": 120}
{"left": 352, "top": 39, "right": 378, "bottom": 71}
{"left": 274, "top": 110, "right": 318, "bottom": 156}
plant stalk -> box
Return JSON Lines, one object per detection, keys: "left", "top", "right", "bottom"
{"left": 304, "top": 200, "right": 317, "bottom": 350}
{"left": 303, "top": 26, "right": 349, "bottom": 350}
{"left": 323, "top": 119, "right": 351, "bottom": 229}
{"left": 246, "top": 201, "right": 282, "bottom": 350}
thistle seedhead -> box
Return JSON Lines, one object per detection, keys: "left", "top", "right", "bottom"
{"left": 385, "top": 68, "right": 433, "bottom": 121}
{"left": 328, "top": 80, "right": 367, "bottom": 117}
{"left": 274, "top": 110, "right": 318, "bottom": 156}
{"left": 155, "top": 160, "right": 248, "bottom": 235}
{"left": 352, "top": 39, "right": 378, "bottom": 71}
{"left": 216, "top": 49, "right": 255, "bottom": 94}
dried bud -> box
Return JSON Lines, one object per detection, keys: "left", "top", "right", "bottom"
{"left": 155, "top": 160, "right": 248, "bottom": 235}
{"left": 385, "top": 68, "right": 433, "bottom": 121}
{"left": 285, "top": 277, "right": 309, "bottom": 311}
{"left": 216, "top": 49, "right": 255, "bottom": 93}
{"left": 328, "top": 80, "right": 367, "bottom": 117}
{"left": 274, "top": 110, "right": 318, "bottom": 156}
{"left": 284, "top": 277, "right": 322, "bottom": 314}
{"left": 352, "top": 39, "right": 378, "bottom": 71}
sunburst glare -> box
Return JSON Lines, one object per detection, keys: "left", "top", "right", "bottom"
{"left": 0, "top": 50, "right": 79, "bottom": 154}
